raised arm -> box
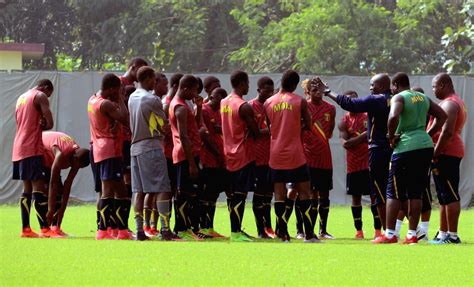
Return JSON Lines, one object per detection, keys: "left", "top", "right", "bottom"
{"left": 101, "top": 98, "right": 128, "bottom": 125}
{"left": 301, "top": 99, "right": 312, "bottom": 130}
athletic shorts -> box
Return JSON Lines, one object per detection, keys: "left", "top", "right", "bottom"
{"left": 122, "top": 140, "right": 131, "bottom": 171}
{"left": 255, "top": 165, "right": 272, "bottom": 194}
{"left": 90, "top": 145, "right": 102, "bottom": 193}
{"left": 431, "top": 155, "right": 462, "bottom": 205}
{"left": 309, "top": 168, "right": 333, "bottom": 192}
{"left": 346, "top": 169, "right": 371, "bottom": 196}
{"left": 97, "top": 157, "right": 123, "bottom": 182}
{"left": 229, "top": 162, "right": 256, "bottom": 193}
{"left": 12, "top": 155, "right": 46, "bottom": 181}
{"left": 167, "top": 158, "right": 177, "bottom": 187}
{"left": 386, "top": 148, "right": 433, "bottom": 201}
{"left": 201, "top": 167, "right": 229, "bottom": 196}
{"left": 368, "top": 147, "right": 392, "bottom": 204}
{"left": 176, "top": 157, "right": 200, "bottom": 195}
{"left": 131, "top": 149, "right": 171, "bottom": 193}
{"left": 422, "top": 176, "right": 433, "bottom": 213}
{"left": 271, "top": 164, "right": 309, "bottom": 183}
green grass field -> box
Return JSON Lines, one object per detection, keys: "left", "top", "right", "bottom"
{"left": 1, "top": 204, "right": 473, "bottom": 286}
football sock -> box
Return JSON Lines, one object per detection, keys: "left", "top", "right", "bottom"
{"left": 318, "top": 198, "right": 330, "bottom": 233}
{"left": 115, "top": 198, "right": 130, "bottom": 230}
{"left": 437, "top": 231, "right": 448, "bottom": 240}
{"left": 134, "top": 212, "right": 144, "bottom": 233}
{"left": 262, "top": 195, "right": 273, "bottom": 229}
{"left": 199, "top": 200, "right": 210, "bottom": 229}
{"left": 371, "top": 204, "right": 382, "bottom": 230}
{"left": 98, "top": 198, "right": 113, "bottom": 231}
{"left": 151, "top": 208, "right": 158, "bottom": 229}
{"left": 448, "top": 231, "right": 458, "bottom": 240}
{"left": 351, "top": 205, "right": 363, "bottom": 231}
{"left": 300, "top": 199, "right": 315, "bottom": 237}
{"left": 395, "top": 219, "right": 403, "bottom": 237}
{"left": 157, "top": 200, "right": 171, "bottom": 231}
{"left": 19, "top": 193, "right": 32, "bottom": 229}
{"left": 208, "top": 201, "right": 217, "bottom": 229}
{"left": 109, "top": 199, "right": 118, "bottom": 230}
{"left": 143, "top": 208, "right": 152, "bottom": 228}
{"left": 174, "top": 198, "right": 187, "bottom": 233}
{"left": 419, "top": 221, "right": 429, "bottom": 234}
{"left": 407, "top": 229, "right": 416, "bottom": 238}
{"left": 229, "top": 192, "right": 247, "bottom": 233}
{"left": 385, "top": 229, "right": 396, "bottom": 239}
{"left": 274, "top": 201, "right": 288, "bottom": 236}
{"left": 188, "top": 195, "right": 200, "bottom": 232}
{"left": 295, "top": 198, "right": 304, "bottom": 233}
{"left": 311, "top": 199, "right": 319, "bottom": 229}
{"left": 284, "top": 198, "right": 294, "bottom": 224}
{"left": 124, "top": 184, "right": 132, "bottom": 225}
{"left": 252, "top": 193, "right": 265, "bottom": 235}
{"left": 32, "top": 192, "right": 48, "bottom": 229}
{"left": 53, "top": 195, "right": 62, "bottom": 227}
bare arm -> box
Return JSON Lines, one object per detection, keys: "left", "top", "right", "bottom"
{"left": 301, "top": 99, "right": 312, "bottom": 131}
{"left": 194, "top": 96, "right": 204, "bottom": 127}
{"left": 426, "top": 98, "right": 447, "bottom": 138}
{"left": 46, "top": 147, "right": 65, "bottom": 224}
{"left": 35, "top": 92, "right": 54, "bottom": 130}
{"left": 239, "top": 103, "right": 260, "bottom": 139}
{"left": 175, "top": 105, "right": 198, "bottom": 178}
{"left": 387, "top": 94, "right": 404, "bottom": 148}
{"left": 328, "top": 107, "right": 336, "bottom": 139}
{"left": 101, "top": 98, "right": 128, "bottom": 125}
{"left": 433, "top": 101, "right": 458, "bottom": 158}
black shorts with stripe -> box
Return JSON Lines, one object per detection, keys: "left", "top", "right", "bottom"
{"left": 346, "top": 169, "right": 370, "bottom": 196}
{"left": 368, "top": 147, "right": 392, "bottom": 204}
{"left": 309, "top": 168, "right": 333, "bottom": 192}
{"left": 386, "top": 148, "right": 433, "bottom": 201}
{"left": 431, "top": 155, "right": 462, "bottom": 205}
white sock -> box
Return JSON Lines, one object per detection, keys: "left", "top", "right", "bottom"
{"left": 448, "top": 231, "right": 458, "bottom": 240}
{"left": 437, "top": 231, "right": 448, "bottom": 240}
{"left": 385, "top": 229, "right": 396, "bottom": 239}
{"left": 419, "top": 221, "right": 429, "bottom": 233}
{"left": 395, "top": 219, "right": 403, "bottom": 236}
{"left": 407, "top": 229, "right": 417, "bottom": 238}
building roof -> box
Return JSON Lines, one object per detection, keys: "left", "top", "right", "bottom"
{"left": 0, "top": 43, "right": 45, "bottom": 59}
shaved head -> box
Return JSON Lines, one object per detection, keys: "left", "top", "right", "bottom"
{"left": 432, "top": 73, "right": 455, "bottom": 99}
{"left": 370, "top": 73, "right": 391, "bottom": 94}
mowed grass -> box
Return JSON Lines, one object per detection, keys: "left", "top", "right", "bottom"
{"left": 1, "top": 204, "right": 473, "bottom": 286}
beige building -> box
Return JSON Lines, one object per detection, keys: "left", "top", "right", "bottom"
{"left": 0, "top": 43, "right": 45, "bottom": 71}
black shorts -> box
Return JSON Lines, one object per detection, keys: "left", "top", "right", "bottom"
{"left": 167, "top": 157, "right": 177, "bottom": 187}
{"left": 386, "top": 148, "right": 433, "bottom": 201}
{"left": 176, "top": 157, "right": 200, "bottom": 195}
{"left": 12, "top": 155, "right": 46, "bottom": 181}
{"left": 97, "top": 157, "right": 123, "bottom": 182}
{"left": 90, "top": 145, "right": 102, "bottom": 193}
{"left": 122, "top": 140, "right": 131, "bottom": 171}
{"left": 431, "top": 155, "right": 462, "bottom": 205}
{"left": 201, "top": 167, "right": 230, "bottom": 196}
{"left": 422, "top": 177, "right": 433, "bottom": 213}
{"left": 368, "top": 147, "right": 392, "bottom": 204}
{"left": 255, "top": 165, "right": 272, "bottom": 194}
{"left": 346, "top": 169, "right": 371, "bottom": 196}
{"left": 230, "top": 162, "right": 256, "bottom": 193}
{"left": 309, "top": 168, "right": 333, "bottom": 191}
{"left": 271, "top": 164, "right": 309, "bottom": 183}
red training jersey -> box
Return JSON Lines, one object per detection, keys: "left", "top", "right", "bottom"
{"left": 220, "top": 93, "right": 254, "bottom": 171}
{"left": 200, "top": 103, "right": 224, "bottom": 168}
{"left": 302, "top": 100, "right": 335, "bottom": 169}
{"left": 428, "top": 94, "right": 467, "bottom": 158}
{"left": 342, "top": 112, "right": 369, "bottom": 173}
{"left": 162, "top": 95, "right": 174, "bottom": 160}
{"left": 12, "top": 89, "right": 44, "bottom": 162}
{"left": 87, "top": 94, "right": 120, "bottom": 163}
{"left": 249, "top": 98, "right": 270, "bottom": 166}
{"left": 264, "top": 91, "right": 306, "bottom": 170}
{"left": 169, "top": 96, "right": 201, "bottom": 164}
{"left": 42, "top": 131, "right": 79, "bottom": 169}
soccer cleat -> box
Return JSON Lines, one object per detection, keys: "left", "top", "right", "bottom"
{"left": 135, "top": 231, "right": 149, "bottom": 241}
{"left": 49, "top": 226, "right": 66, "bottom": 238}
{"left": 416, "top": 227, "right": 428, "bottom": 241}
{"left": 144, "top": 226, "right": 157, "bottom": 238}
{"left": 149, "top": 227, "right": 159, "bottom": 236}
{"left": 96, "top": 229, "right": 115, "bottom": 240}
{"left": 258, "top": 232, "right": 271, "bottom": 239}
{"left": 264, "top": 227, "right": 277, "bottom": 239}
{"left": 39, "top": 228, "right": 52, "bottom": 238}
{"left": 402, "top": 236, "right": 418, "bottom": 245}
{"left": 372, "top": 234, "right": 397, "bottom": 244}
{"left": 230, "top": 232, "right": 253, "bottom": 242}
{"left": 240, "top": 230, "right": 255, "bottom": 239}
{"left": 374, "top": 229, "right": 383, "bottom": 239}
{"left": 280, "top": 233, "right": 291, "bottom": 243}
{"left": 195, "top": 230, "right": 213, "bottom": 239}
{"left": 355, "top": 230, "right": 364, "bottom": 240}
{"left": 177, "top": 230, "right": 204, "bottom": 241}
{"left": 117, "top": 229, "right": 133, "bottom": 240}
{"left": 20, "top": 227, "right": 39, "bottom": 238}
{"left": 207, "top": 228, "right": 227, "bottom": 238}
{"left": 107, "top": 227, "right": 119, "bottom": 239}
{"left": 430, "top": 235, "right": 462, "bottom": 245}
{"left": 304, "top": 235, "right": 322, "bottom": 243}
{"left": 160, "top": 230, "right": 183, "bottom": 241}
{"left": 319, "top": 232, "right": 335, "bottom": 240}
{"left": 295, "top": 232, "right": 305, "bottom": 240}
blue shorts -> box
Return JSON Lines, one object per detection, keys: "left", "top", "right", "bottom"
{"left": 97, "top": 157, "right": 123, "bottom": 182}
{"left": 271, "top": 164, "right": 309, "bottom": 183}
{"left": 368, "top": 147, "right": 392, "bottom": 204}
{"left": 230, "top": 162, "right": 256, "bottom": 193}
{"left": 431, "top": 155, "right": 461, "bottom": 205}
{"left": 346, "top": 169, "right": 371, "bottom": 196}
{"left": 12, "top": 155, "right": 46, "bottom": 181}
{"left": 255, "top": 165, "right": 272, "bottom": 194}
{"left": 386, "top": 148, "right": 433, "bottom": 201}
{"left": 309, "top": 168, "right": 333, "bottom": 191}
{"left": 90, "top": 145, "right": 102, "bottom": 193}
